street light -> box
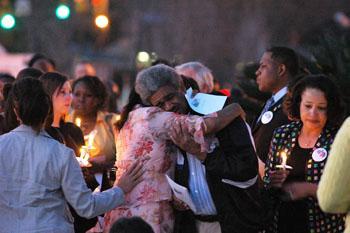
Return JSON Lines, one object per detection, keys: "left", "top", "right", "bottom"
{"left": 137, "top": 51, "right": 150, "bottom": 63}
{"left": 0, "top": 13, "right": 16, "bottom": 30}
{"left": 95, "top": 14, "right": 109, "bottom": 29}
{"left": 55, "top": 4, "right": 70, "bottom": 20}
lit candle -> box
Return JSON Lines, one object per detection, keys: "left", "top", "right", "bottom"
{"left": 75, "top": 118, "right": 81, "bottom": 127}
{"left": 77, "top": 146, "right": 90, "bottom": 167}
{"left": 76, "top": 129, "right": 98, "bottom": 167}
{"left": 281, "top": 151, "right": 287, "bottom": 170}
{"left": 80, "top": 147, "right": 90, "bottom": 161}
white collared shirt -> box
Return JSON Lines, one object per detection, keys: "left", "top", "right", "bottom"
{"left": 187, "top": 153, "right": 218, "bottom": 215}
{"left": 272, "top": 86, "right": 288, "bottom": 104}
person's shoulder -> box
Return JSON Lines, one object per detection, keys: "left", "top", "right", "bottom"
{"left": 343, "top": 117, "right": 350, "bottom": 126}
{"left": 133, "top": 106, "right": 163, "bottom": 113}
{"left": 130, "top": 106, "right": 166, "bottom": 118}
{"left": 62, "top": 121, "right": 79, "bottom": 129}
{"left": 337, "top": 117, "right": 350, "bottom": 135}
{"left": 60, "top": 122, "right": 84, "bottom": 141}
{"left": 278, "top": 121, "right": 299, "bottom": 130}
{"left": 273, "top": 121, "right": 300, "bottom": 137}
{"left": 61, "top": 122, "right": 82, "bottom": 133}
{"left": 41, "top": 131, "right": 65, "bottom": 146}
{"left": 46, "top": 139, "right": 76, "bottom": 167}
{"left": 0, "top": 128, "right": 29, "bottom": 142}
{"left": 0, "top": 130, "right": 14, "bottom": 142}
{"left": 46, "top": 135, "right": 76, "bottom": 160}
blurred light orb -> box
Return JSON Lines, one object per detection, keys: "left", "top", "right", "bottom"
{"left": 95, "top": 15, "right": 109, "bottom": 28}
{"left": 1, "top": 14, "right": 16, "bottom": 30}
{"left": 56, "top": 4, "right": 70, "bottom": 20}
{"left": 137, "top": 51, "right": 150, "bottom": 63}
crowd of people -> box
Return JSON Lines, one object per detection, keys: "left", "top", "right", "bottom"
{"left": 0, "top": 46, "right": 349, "bottom": 233}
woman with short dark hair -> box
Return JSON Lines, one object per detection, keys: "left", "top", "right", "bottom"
{"left": 284, "top": 75, "right": 345, "bottom": 127}
{"left": 263, "top": 74, "right": 346, "bottom": 233}
{"left": 68, "top": 76, "right": 118, "bottom": 177}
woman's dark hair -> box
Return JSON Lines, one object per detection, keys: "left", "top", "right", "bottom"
{"left": 7, "top": 78, "right": 51, "bottom": 132}
{"left": 3, "top": 84, "right": 18, "bottom": 133}
{"left": 2, "top": 83, "right": 12, "bottom": 101}
{"left": 109, "top": 217, "right": 154, "bottom": 233}
{"left": 39, "top": 72, "right": 68, "bottom": 127}
{"left": 39, "top": 72, "right": 68, "bottom": 98}
{"left": 72, "top": 75, "right": 108, "bottom": 112}
{"left": 284, "top": 74, "right": 345, "bottom": 127}
{"left": 115, "top": 88, "right": 143, "bottom": 130}
{"left": 17, "top": 67, "right": 43, "bottom": 80}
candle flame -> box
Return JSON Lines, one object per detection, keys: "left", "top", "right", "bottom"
{"left": 75, "top": 118, "right": 81, "bottom": 127}
{"left": 281, "top": 151, "right": 287, "bottom": 169}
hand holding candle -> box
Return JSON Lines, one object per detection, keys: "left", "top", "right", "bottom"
{"left": 276, "top": 151, "right": 293, "bottom": 170}
{"left": 281, "top": 152, "right": 287, "bottom": 169}
{"left": 76, "top": 129, "right": 98, "bottom": 167}
{"left": 77, "top": 146, "right": 92, "bottom": 167}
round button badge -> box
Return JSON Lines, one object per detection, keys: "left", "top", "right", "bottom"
{"left": 261, "top": 111, "right": 273, "bottom": 124}
{"left": 312, "top": 148, "right": 328, "bottom": 162}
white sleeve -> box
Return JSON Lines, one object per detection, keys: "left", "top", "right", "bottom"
{"left": 60, "top": 149, "right": 125, "bottom": 218}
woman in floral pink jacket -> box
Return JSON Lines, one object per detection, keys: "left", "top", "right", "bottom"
{"left": 104, "top": 88, "right": 243, "bottom": 233}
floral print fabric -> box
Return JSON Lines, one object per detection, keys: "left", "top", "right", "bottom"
{"left": 104, "top": 106, "right": 210, "bottom": 233}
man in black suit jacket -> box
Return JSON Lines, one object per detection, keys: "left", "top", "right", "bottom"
{"left": 252, "top": 47, "right": 299, "bottom": 172}
{"left": 135, "top": 64, "right": 263, "bottom": 233}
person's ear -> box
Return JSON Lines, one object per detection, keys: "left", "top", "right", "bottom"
{"left": 277, "top": 64, "right": 287, "bottom": 77}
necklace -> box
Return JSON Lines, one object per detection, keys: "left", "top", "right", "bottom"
{"left": 301, "top": 141, "right": 312, "bottom": 147}
{"left": 299, "top": 127, "right": 321, "bottom": 148}
{"left": 299, "top": 137, "right": 317, "bottom": 148}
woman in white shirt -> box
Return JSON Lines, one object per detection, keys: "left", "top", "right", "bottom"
{"left": 0, "top": 78, "right": 143, "bottom": 233}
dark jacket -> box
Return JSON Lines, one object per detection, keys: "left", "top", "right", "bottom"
{"left": 174, "top": 117, "right": 265, "bottom": 233}
{"left": 252, "top": 97, "right": 290, "bottom": 163}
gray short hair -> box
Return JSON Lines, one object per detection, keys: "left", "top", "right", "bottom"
{"left": 175, "top": 61, "right": 214, "bottom": 93}
{"left": 135, "top": 64, "right": 183, "bottom": 105}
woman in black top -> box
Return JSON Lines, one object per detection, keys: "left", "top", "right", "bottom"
{"left": 40, "top": 72, "right": 98, "bottom": 233}
{"left": 263, "top": 75, "right": 346, "bottom": 233}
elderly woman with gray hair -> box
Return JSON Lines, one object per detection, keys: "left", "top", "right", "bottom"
{"left": 104, "top": 64, "right": 244, "bottom": 233}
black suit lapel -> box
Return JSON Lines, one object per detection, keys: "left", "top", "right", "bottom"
{"left": 252, "top": 98, "right": 284, "bottom": 133}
